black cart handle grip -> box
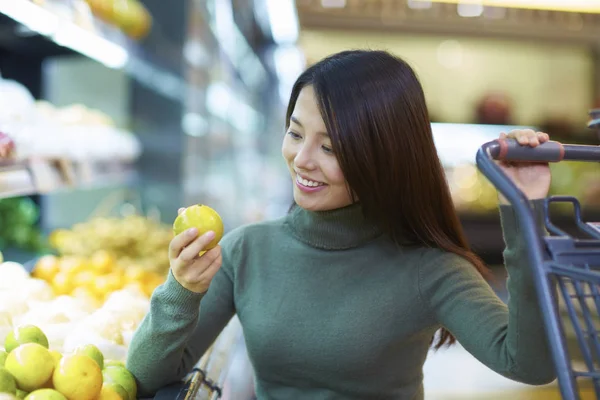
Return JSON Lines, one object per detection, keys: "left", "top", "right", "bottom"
{"left": 486, "top": 138, "right": 600, "bottom": 163}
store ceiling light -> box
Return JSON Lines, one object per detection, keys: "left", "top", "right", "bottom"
{"left": 266, "top": 0, "right": 299, "bottom": 44}
{"left": 0, "top": 0, "right": 128, "bottom": 69}
{"left": 414, "top": 0, "right": 600, "bottom": 13}
{"left": 457, "top": 2, "right": 484, "bottom": 17}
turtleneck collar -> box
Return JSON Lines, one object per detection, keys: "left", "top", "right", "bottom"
{"left": 285, "top": 202, "right": 384, "bottom": 250}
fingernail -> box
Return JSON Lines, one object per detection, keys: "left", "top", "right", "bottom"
{"left": 205, "top": 231, "right": 215, "bottom": 240}
{"left": 187, "top": 228, "right": 198, "bottom": 236}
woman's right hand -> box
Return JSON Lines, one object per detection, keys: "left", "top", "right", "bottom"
{"left": 168, "top": 208, "right": 223, "bottom": 293}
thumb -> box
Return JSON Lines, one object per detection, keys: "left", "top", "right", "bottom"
{"left": 178, "top": 207, "right": 185, "bottom": 215}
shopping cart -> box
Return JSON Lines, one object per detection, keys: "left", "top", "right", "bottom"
{"left": 476, "top": 137, "right": 600, "bottom": 400}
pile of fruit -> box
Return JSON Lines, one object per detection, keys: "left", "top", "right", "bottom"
{"left": 0, "top": 325, "right": 136, "bottom": 400}
{"left": 85, "top": 0, "right": 152, "bottom": 40}
{"left": 0, "top": 259, "right": 150, "bottom": 362}
{"left": 0, "top": 77, "right": 141, "bottom": 163}
{"left": 49, "top": 214, "right": 173, "bottom": 276}
{"left": 32, "top": 251, "right": 164, "bottom": 305}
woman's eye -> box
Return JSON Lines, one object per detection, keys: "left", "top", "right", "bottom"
{"left": 322, "top": 145, "right": 333, "bottom": 154}
{"left": 287, "top": 131, "right": 301, "bottom": 140}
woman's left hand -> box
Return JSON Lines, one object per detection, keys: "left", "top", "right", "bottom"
{"left": 496, "top": 129, "right": 552, "bottom": 203}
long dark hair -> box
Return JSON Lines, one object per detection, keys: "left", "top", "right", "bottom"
{"left": 285, "top": 50, "right": 490, "bottom": 349}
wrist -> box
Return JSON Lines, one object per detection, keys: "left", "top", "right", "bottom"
{"left": 171, "top": 272, "right": 209, "bottom": 294}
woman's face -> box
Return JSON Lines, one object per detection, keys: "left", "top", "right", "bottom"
{"left": 281, "top": 86, "right": 354, "bottom": 212}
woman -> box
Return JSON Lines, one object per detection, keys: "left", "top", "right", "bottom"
{"left": 127, "top": 50, "right": 556, "bottom": 399}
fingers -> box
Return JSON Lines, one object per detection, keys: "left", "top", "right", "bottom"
{"left": 178, "top": 231, "right": 216, "bottom": 262}
{"left": 172, "top": 246, "right": 222, "bottom": 293}
{"left": 504, "top": 129, "right": 549, "bottom": 147}
{"left": 178, "top": 208, "right": 185, "bottom": 215}
{"left": 197, "top": 250, "right": 222, "bottom": 282}
{"left": 169, "top": 228, "right": 199, "bottom": 259}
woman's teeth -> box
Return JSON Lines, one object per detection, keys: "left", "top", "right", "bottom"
{"left": 297, "top": 176, "right": 324, "bottom": 187}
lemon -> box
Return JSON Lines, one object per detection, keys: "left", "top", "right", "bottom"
{"left": 23, "top": 389, "right": 66, "bottom": 400}
{"left": 103, "top": 360, "right": 125, "bottom": 369}
{"left": 102, "top": 367, "right": 136, "bottom": 400}
{"left": 74, "top": 344, "right": 104, "bottom": 369}
{"left": 31, "top": 257, "right": 59, "bottom": 282}
{"left": 98, "top": 383, "right": 126, "bottom": 400}
{"left": 173, "top": 205, "right": 224, "bottom": 250}
{"left": 52, "top": 355, "right": 102, "bottom": 400}
{"left": 0, "top": 350, "right": 7, "bottom": 367}
{"left": 5, "top": 344, "right": 54, "bottom": 392}
{"left": 5, "top": 326, "right": 49, "bottom": 353}
{"left": 102, "top": 382, "right": 128, "bottom": 400}
{"left": 0, "top": 367, "right": 17, "bottom": 395}
{"left": 48, "top": 351, "right": 61, "bottom": 365}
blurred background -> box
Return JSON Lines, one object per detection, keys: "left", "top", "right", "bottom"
{"left": 1, "top": 0, "right": 600, "bottom": 399}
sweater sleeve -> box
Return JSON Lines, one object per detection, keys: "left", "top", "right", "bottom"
{"left": 419, "top": 200, "right": 556, "bottom": 385}
{"left": 126, "top": 234, "right": 238, "bottom": 396}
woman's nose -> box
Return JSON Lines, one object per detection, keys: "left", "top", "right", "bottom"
{"left": 294, "top": 145, "right": 316, "bottom": 170}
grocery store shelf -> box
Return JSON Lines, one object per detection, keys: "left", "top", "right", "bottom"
{"left": 0, "top": 0, "right": 188, "bottom": 102}
{"left": 0, "top": 158, "right": 137, "bottom": 199}
{"left": 0, "top": 0, "right": 128, "bottom": 67}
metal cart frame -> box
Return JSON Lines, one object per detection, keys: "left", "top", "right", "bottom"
{"left": 477, "top": 137, "right": 600, "bottom": 400}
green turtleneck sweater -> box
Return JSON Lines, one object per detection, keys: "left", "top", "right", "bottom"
{"left": 127, "top": 201, "right": 556, "bottom": 399}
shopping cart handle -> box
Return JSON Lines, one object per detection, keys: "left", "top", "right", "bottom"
{"left": 485, "top": 138, "right": 600, "bottom": 163}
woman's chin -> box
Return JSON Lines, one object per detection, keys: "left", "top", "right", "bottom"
{"left": 293, "top": 191, "right": 323, "bottom": 212}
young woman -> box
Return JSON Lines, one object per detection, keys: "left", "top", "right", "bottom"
{"left": 127, "top": 50, "right": 556, "bottom": 399}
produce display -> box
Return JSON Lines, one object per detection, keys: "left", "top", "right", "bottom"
{"left": 48, "top": 214, "right": 173, "bottom": 276}
{"left": 28, "top": 0, "right": 152, "bottom": 41}
{"left": 0, "top": 256, "right": 150, "bottom": 364}
{"left": 31, "top": 252, "right": 164, "bottom": 305}
{"left": 0, "top": 77, "right": 141, "bottom": 163}
{"left": 0, "top": 324, "right": 137, "bottom": 400}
